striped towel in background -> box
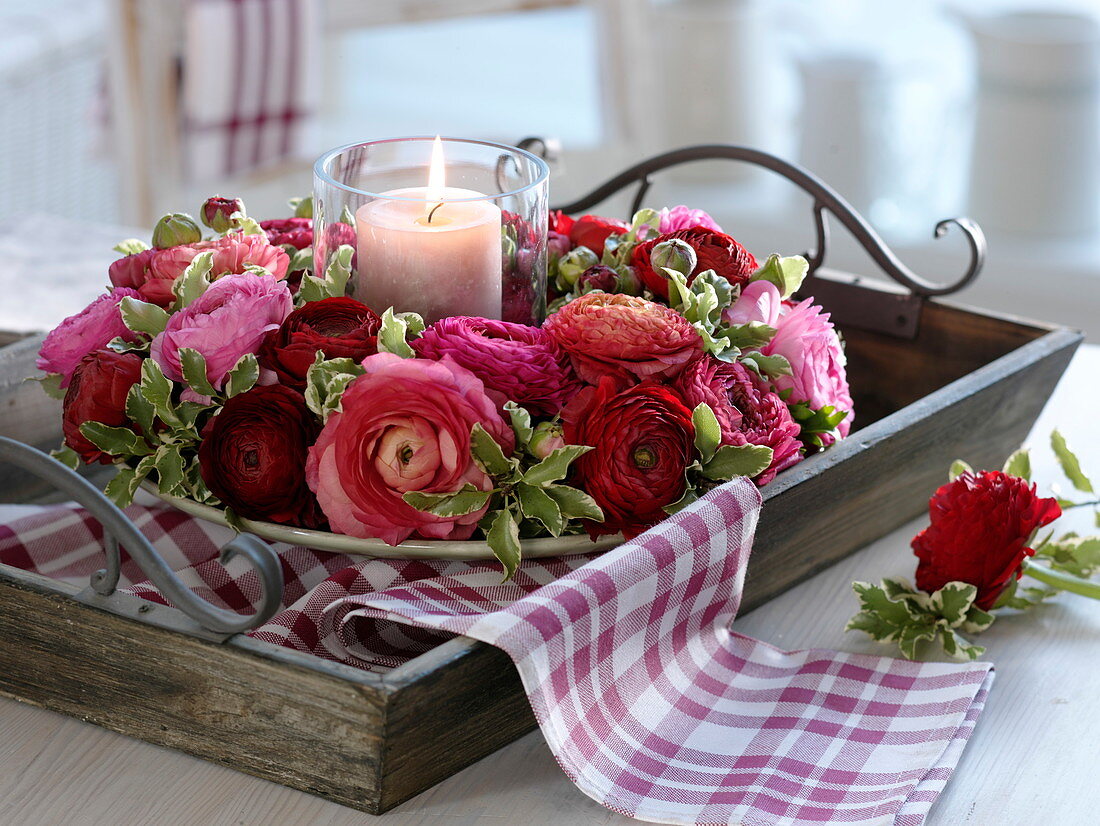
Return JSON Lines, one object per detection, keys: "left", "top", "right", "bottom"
{"left": 182, "top": 0, "right": 320, "bottom": 182}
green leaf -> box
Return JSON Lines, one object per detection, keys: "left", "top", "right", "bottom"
{"left": 701, "top": 444, "right": 773, "bottom": 481}
{"left": 516, "top": 483, "right": 565, "bottom": 536}
{"left": 79, "top": 423, "right": 152, "bottom": 458}
{"left": 376, "top": 307, "right": 420, "bottom": 358}
{"left": 154, "top": 444, "right": 186, "bottom": 496}
{"left": 486, "top": 509, "right": 522, "bottom": 581}
{"left": 113, "top": 238, "right": 149, "bottom": 256}
{"left": 287, "top": 247, "right": 313, "bottom": 275}
{"left": 739, "top": 352, "right": 792, "bottom": 380}
{"left": 846, "top": 581, "right": 926, "bottom": 644}
{"left": 470, "top": 423, "right": 513, "bottom": 477}
{"left": 119, "top": 296, "right": 169, "bottom": 336}
{"left": 1002, "top": 449, "right": 1031, "bottom": 480}
{"left": 691, "top": 403, "right": 722, "bottom": 464}
{"left": 723, "top": 322, "right": 777, "bottom": 350}
{"left": 663, "top": 483, "right": 700, "bottom": 516}
{"left": 324, "top": 245, "right": 354, "bottom": 296}
{"left": 523, "top": 444, "right": 593, "bottom": 487}
{"left": 789, "top": 402, "right": 848, "bottom": 449}
{"left": 225, "top": 353, "right": 259, "bottom": 398}
{"left": 125, "top": 384, "right": 156, "bottom": 438}
{"left": 178, "top": 348, "right": 218, "bottom": 398}
{"left": 748, "top": 254, "right": 810, "bottom": 300}
{"left": 139, "top": 359, "right": 182, "bottom": 429}
{"left": 544, "top": 483, "right": 605, "bottom": 522}
{"left": 33, "top": 373, "right": 67, "bottom": 400}
{"left": 1041, "top": 535, "right": 1100, "bottom": 578}
{"left": 304, "top": 354, "right": 364, "bottom": 422}
{"left": 961, "top": 604, "right": 996, "bottom": 634}
{"left": 402, "top": 484, "right": 493, "bottom": 518}
{"left": 104, "top": 466, "right": 140, "bottom": 508}
{"left": 1052, "top": 429, "right": 1093, "bottom": 493}
{"left": 927, "top": 581, "right": 978, "bottom": 628}
{"left": 172, "top": 250, "right": 215, "bottom": 309}
{"left": 50, "top": 445, "right": 82, "bottom": 470}
{"left": 395, "top": 311, "right": 426, "bottom": 338}
{"left": 229, "top": 211, "right": 265, "bottom": 236}
{"left": 948, "top": 459, "right": 973, "bottom": 482}
{"left": 939, "top": 628, "right": 985, "bottom": 661}
{"left": 503, "top": 401, "right": 534, "bottom": 448}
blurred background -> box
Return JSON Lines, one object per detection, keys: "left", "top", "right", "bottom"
{"left": 1, "top": 0, "right": 1098, "bottom": 338}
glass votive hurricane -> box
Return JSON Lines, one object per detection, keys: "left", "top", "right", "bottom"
{"left": 313, "top": 137, "right": 550, "bottom": 326}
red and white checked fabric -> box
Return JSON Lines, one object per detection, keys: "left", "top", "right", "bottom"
{"left": 181, "top": 0, "right": 319, "bottom": 182}
{"left": 0, "top": 482, "right": 992, "bottom": 825}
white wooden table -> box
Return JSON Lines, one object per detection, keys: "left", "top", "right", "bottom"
{"left": 1, "top": 325, "right": 1096, "bottom": 825}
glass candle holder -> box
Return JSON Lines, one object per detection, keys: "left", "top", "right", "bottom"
{"left": 313, "top": 137, "right": 550, "bottom": 326}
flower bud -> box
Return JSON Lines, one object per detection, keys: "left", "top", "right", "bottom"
{"left": 557, "top": 246, "right": 600, "bottom": 288}
{"left": 200, "top": 196, "right": 244, "bottom": 233}
{"left": 547, "top": 230, "right": 571, "bottom": 261}
{"left": 292, "top": 195, "right": 313, "bottom": 220}
{"left": 578, "top": 265, "right": 618, "bottom": 294}
{"left": 614, "top": 265, "right": 643, "bottom": 296}
{"left": 529, "top": 421, "right": 566, "bottom": 459}
{"left": 650, "top": 238, "right": 697, "bottom": 277}
{"left": 152, "top": 213, "right": 203, "bottom": 249}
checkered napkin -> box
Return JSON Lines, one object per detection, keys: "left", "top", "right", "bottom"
{"left": 0, "top": 482, "right": 993, "bottom": 825}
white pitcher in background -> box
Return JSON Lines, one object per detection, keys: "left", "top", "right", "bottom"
{"left": 962, "top": 9, "right": 1100, "bottom": 237}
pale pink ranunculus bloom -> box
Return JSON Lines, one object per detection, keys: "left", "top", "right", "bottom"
{"left": 140, "top": 233, "right": 290, "bottom": 306}
{"left": 150, "top": 273, "right": 292, "bottom": 393}
{"left": 306, "top": 353, "right": 515, "bottom": 545}
{"left": 658, "top": 205, "right": 723, "bottom": 234}
{"left": 36, "top": 288, "right": 142, "bottom": 387}
{"left": 762, "top": 297, "right": 854, "bottom": 440}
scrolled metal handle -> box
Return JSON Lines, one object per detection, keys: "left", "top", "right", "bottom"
{"left": 548, "top": 144, "right": 986, "bottom": 298}
{"left": 0, "top": 436, "right": 284, "bottom": 635}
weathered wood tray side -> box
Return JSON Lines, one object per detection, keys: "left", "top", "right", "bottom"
{"left": 0, "top": 290, "right": 1083, "bottom": 815}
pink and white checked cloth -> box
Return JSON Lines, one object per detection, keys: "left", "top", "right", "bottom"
{"left": 182, "top": 0, "right": 319, "bottom": 182}
{"left": 0, "top": 481, "right": 992, "bottom": 825}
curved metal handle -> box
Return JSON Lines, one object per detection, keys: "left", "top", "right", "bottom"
{"left": 549, "top": 144, "right": 986, "bottom": 298}
{"left": 0, "top": 436, "right": 284, "bottom": 635}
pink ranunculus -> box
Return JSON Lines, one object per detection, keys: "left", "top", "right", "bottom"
{"left": 150, "top": 273, "right": 292, "bottom": 392}
{"left": 658, "top": 205, "right": 723, "bottom": 234}
{"left": 544, "top": 292, "right": 704, "bottom": 384}
{"left": 137, "top": 233, "right": 291, "bottom": 307}
{"left": 306, "top": 353, "right": 515, "bottom": 545}
{"left": 36, "top": 288, "right": 142, "bottom": 387}
{"left": 673, "top": 357, "right": 803, "bottom": 485}
{"left": 762, "top": 297, "right": 854, "bottom": 441}
{"left": 723, "top": 279, "right": 783, "bottom": 328}
{"left": 414, "top": 317, "right": 580, "bottom": 416}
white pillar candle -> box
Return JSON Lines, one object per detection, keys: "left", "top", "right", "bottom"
{"left": 353, "top": 138, "right": 502, "bottom": 324}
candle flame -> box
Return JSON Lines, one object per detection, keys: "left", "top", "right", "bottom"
{"left": 425, "top": 136, "right": 446, "bottom": 213}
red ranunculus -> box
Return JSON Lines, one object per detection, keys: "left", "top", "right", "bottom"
{"left": 632, "top": 227, "right": 758, "bottom": 300}
{"left": 913, "top": 470, "right": 1062, "bottom": 610}
{"left": 261, "top": 217, "right": 313, "bottom": 250}
{"left": 61, "top": 350, "right": 145, "bottom": 464}
{"left": 568, "top": 214, "right": 629, "bottom": 258}
{"left": 258, "top": 296, "right": 381, "bottom": 390}
{"left": 548, "top": 209, "right": 575, "bottom": 236}
{"left": 563, "top": 377, "right": 697, "bottom": 539}
{"left": 198, "top": 384, "right": 324, "bottom": 527}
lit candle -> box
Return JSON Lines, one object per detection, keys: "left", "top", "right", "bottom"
{"left": 354, "top": 137, "right": 503, "bottom": 324}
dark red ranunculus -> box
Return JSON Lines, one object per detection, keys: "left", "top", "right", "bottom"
{"left": 258, "top": 296, "right": 381, "bottom": 390}
{"left": 261, "top": 217, "right": 313, "bottom": 250}
{"left": 632, "top": 227, "right": 758, "bottom": 300}
{"left": 568, "top": 214, "right": 629, "bottom": 258}
{"left": 198, "top": 384, "right": 324, "bottom": 527}
{"left": 563, "top": 377, "right": 697, "bottom": 539}
{"left": 62, "top": 350, "right": 145, "bottom": 464}
{"left": 913, "top": 470, "right": 1062, "bottom": 610}
{"left": 673, "top": 357, "right": 803, "bottom": 486}
{"left": 578, "top": 265, "right": 618, "bottom": 293}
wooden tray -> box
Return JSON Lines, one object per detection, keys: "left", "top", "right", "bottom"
{"left": 0, "top": 273, "right": 1081, "bottom": 814}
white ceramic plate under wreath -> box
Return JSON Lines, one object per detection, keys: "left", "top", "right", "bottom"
{"left": 145, "top": 484, "right": 623, "bottom": 560}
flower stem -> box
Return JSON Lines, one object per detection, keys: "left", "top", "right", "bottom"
{"left": 1061, "top": 499, "right": 1100, "bottom": 510}
{"left": 1023, "top": 558, "right": 1100, "bottom": 600}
